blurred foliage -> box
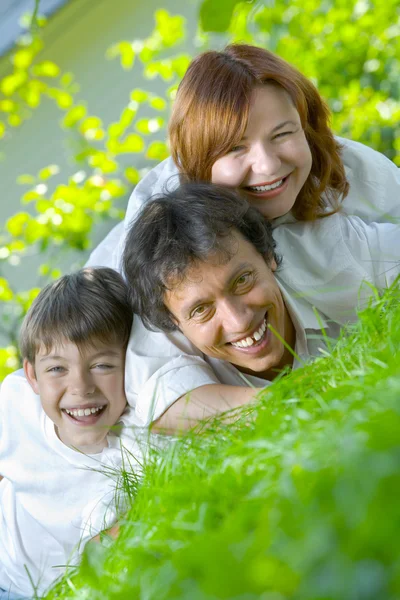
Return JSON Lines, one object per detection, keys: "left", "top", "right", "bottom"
{"left": 0, "top": 0, "right": 400, "bottom": 378}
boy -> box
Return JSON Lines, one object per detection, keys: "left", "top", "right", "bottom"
{"left": 0, "top": 267, "right": 141, "bottom": 599}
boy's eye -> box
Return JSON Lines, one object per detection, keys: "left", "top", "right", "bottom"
{"left": 47, "top": 366, "right": 65, "bottom": 374}
{"left": 93, "top": 363, "right": 114, "bottom": 370}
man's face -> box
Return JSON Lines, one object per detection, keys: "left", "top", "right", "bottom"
{"left": 164, "top": 233, "right": 294, "bottom": 379}
{"left": 24, "top": 339, "right": 127, "bottom": 454}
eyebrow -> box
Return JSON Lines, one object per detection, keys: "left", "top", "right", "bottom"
{"left": 39, "top": 350, "right": 121, "bottom": 363}
{"left": 242, "top": 120, "right": 298, "bottom": 140}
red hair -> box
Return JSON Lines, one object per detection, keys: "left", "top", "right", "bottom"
{"left": 169, "top": 44, "right": 349, "bottom": 221}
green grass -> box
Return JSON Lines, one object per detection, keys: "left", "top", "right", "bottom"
{"left": 47, "top": 283, "right": 400, "bottom": 600}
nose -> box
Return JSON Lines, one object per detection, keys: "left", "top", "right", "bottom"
{"left": 220, "top": 298, "right": 253, "bottom": 335}
{"left": 69, "top": 370, "right": 96, "bottom": 396}
{"left": 249, "top": 141, "right": 281, "bottom": 176}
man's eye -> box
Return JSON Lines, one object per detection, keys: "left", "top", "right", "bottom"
{"left": 235, "top": 272, "right": 254, "bottom": 289}
{"left": 190, "top": 305, "right": 210, "bottom": 320}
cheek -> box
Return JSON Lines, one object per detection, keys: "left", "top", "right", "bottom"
{"left": 180, "top": 323, "right": 216, "bottom": 351}
{"left": 290, "top": 136, "right": 312, "bottom": 173}
{"left": 211, "top": 158, "right": 245, "bottom": 188}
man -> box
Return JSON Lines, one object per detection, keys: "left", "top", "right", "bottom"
{"left": 121, "top": 183, "right": 399, "bottom": 430}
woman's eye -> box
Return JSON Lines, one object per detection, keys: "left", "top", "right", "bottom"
{"left": 229, "top": 144, "right": 245, "bottom": 153}
{"left": 94, "top": 363, "right": 113, "bottom": 370}
{"left": 274, "top": 130, "right": 294, "bottom": 139}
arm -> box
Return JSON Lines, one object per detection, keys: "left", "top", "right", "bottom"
{"left": 90, "top": 522, "right": 120, "bottom": 544}
{"left": 152, "top": 384, "right": 263, "bottom": 434}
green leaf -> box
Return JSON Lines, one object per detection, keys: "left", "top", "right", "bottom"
{"left": 62, "top": 105, "right": 87, "bottom": 128}
{"left": 146, "top": 141, "right": 169, "bottom": 161}
{"left": 0, "top": 278, "right": 13, "bottom": 301}
{"left": 13, "top": 48, "right": 34, "bottom": 70}
{"left": 6, "top": 212, "right": 30, "bottom": 237}
{"left": 130, "top": 89, "right": 149, "bottom": 103}
{"left": 17, "top": 174, "right": 36, "bottom": 185}
{"left": 108, "top": 134, "right": 144, "bottom": 154}
{"left": 79, "top": 116, "right": 103, "bottom": 133}
{"left": 39, "top": 164, "right": 60, "bottom": 181}
{"left": 0, "top": 100, "right": 16, "bottom": 113}
{"left": 154, "top": 10, "right": 186, "bottom": 47}
{"left": 32, "top": 61, "right": 60, "bottom": 77}
{"left": 0, "top": 122, "right": 5, "bottom": 139}
{"left": 199, "top": 0, "right": 246, "bottom": 32}
{"left": 149, "top": 96, "right": 167, "bottom": 111}
{"left": 1, "top": 71, "right": 28, "bottom": 96}
{"left": 136, "top": 117, "right": 164, "bottom": 134}
{"left": 124, "top": 167, "right": 140, "bottom": 184}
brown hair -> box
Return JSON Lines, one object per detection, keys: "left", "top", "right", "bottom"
{"left": 169, "top": 44, "right": 349, "bottom": 221}
{"left": 20, "top": 267, "right": 133, "bottom": 364}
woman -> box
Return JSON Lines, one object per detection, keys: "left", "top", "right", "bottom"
{"left": 88, "top": 44, "right": 400, "bottom": 431}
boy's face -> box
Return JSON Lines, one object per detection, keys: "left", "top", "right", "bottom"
{"left": 24, "top": 339, "right": 127, "bottom": 454}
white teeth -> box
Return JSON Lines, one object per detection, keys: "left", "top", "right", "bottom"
{"left": 65, "top": 405, "right": 104, "bottom": 418}
{"left": 231, "top": 318, "right": 268, "bottom": 349}
{"left": 249, "top": 179, "right": 284, "bottom": 192}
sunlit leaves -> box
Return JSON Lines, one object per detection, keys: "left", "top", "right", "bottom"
{"left": 32, "top": 60, "right": 60, "bottom": 77}
{"left": 0, "top": 346, "right": 19, "bottom": 381}
{"left": 146, "top": 141, "right": 169, "bottom": 161}
{"left": 124, "top": 167, "right": 140, "bottom": 184}
{"left": 106, "top": 41, "right": 136, "bottom": 70}
{"left": 39, "top": 164, "right": 60, "bottom": 181}
{"left": 135, "top": 117, "right": 164, "bottom": 135}
{"left": 6, "top": 213, "right": 30, "bottom": 237}
{"left": 107, "top": 133, "right": 144, "bottom": 154}
{"left": 0, "top": 278, "right": 14, "bottom": 301}
{"left": 154, "top": 10, "right": 186, "bottom": 47}
{"left": 199, "top": 0, "right": 247, "bottom": 32}
{"left": 62, "top": 105, "right": 86, "bottom": 129}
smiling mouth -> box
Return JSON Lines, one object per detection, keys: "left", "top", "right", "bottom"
{"left": 62, "top": 405, "right": 106, "bottom": 422}
{"left": 230, "top": 315, "right": 268, "bottom": 349}
{"left": 245, "top": 175, "right": 288, "bottom": 194}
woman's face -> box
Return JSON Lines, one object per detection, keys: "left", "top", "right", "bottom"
{"left": 211, "top": 84, "right": 312, "bottom": 220}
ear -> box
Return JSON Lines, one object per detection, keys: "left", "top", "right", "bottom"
{"left": 270, "top": 258, "right": 278, "bottom": 272}
{"left": 23, "top": 359, "right": 40, "bottom": 395}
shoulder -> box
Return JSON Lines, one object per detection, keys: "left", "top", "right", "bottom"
{"left": 124, "top": 157, "right": 180, "bottom": 226}
{"left": 338, "top": 136, "right": 395, "bottom": 181}
{"left": 0, "top": 369, "right": 41, "bottom": 417}
{"left": 336, "top": 137, "right": 400, "bottom": 221}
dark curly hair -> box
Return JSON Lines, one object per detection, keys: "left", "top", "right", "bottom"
{"left": 123, "top": 182, "right": 280, "bottom": 332}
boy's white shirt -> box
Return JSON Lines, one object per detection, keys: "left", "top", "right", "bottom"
{"left": 85, "top": 137, "right": 400, "bottom": 426}
{"left": 0, "top": 371, "right": 144, "bottom": 597}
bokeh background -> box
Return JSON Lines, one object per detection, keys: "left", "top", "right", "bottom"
{"left": 1, "top": 0, "right": 400, "bottom": 378}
